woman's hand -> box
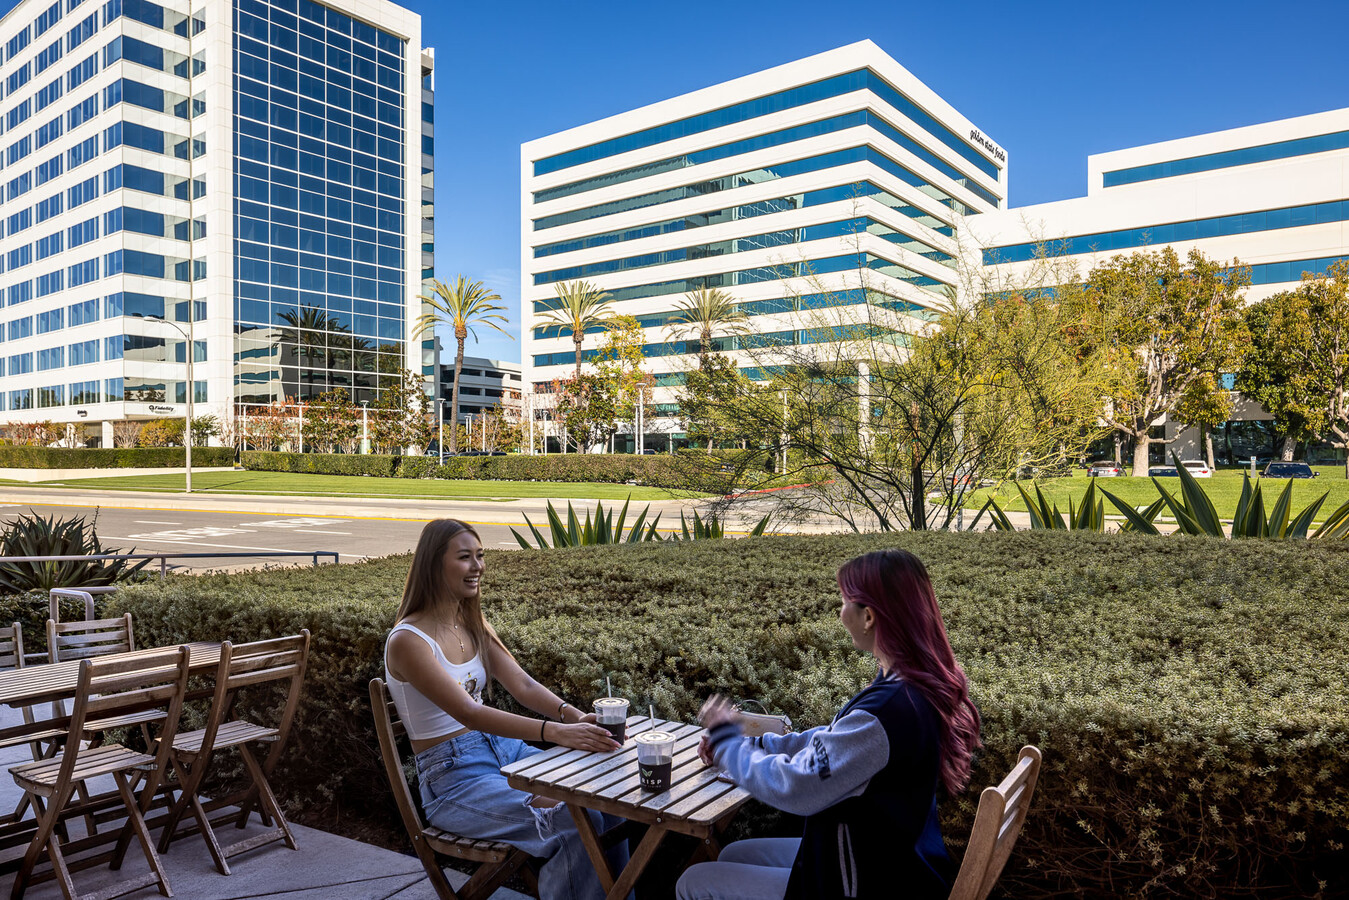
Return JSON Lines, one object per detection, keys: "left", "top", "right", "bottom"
{"left": 697, "top": 694, "right": 740, "bottom": 731}
{"left": 576, "top": 712, "right": 598, "bottom": 725}
{"left": 548, "top": 721, "right": 621, "bottom": 752}
{"left": 697, "top": 734, "right": 714, "bottom": 766}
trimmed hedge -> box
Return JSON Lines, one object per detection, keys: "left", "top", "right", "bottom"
{"left": 111, "top": 533, "right": 1349, "bottom": 898}
{"left": 0, "top": 447, "right": 235, "bottom": 469}
{"left": 242, "top": 449, "right": 732, "bottom": 491}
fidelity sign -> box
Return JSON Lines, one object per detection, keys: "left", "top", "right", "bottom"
{"left": 969, "top": 129, "right": 1005, "bottom": 164}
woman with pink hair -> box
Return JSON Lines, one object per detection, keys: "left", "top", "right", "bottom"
{"left": 678, "top": 548, "right": 982, "bottom": 900}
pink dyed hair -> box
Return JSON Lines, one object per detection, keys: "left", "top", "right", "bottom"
{"left": 837, "top": 549, "right": 982, "bottom": 796}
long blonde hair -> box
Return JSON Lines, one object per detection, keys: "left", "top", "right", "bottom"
{"left": 397, "top": 519, "right": 503, "bottom": 692}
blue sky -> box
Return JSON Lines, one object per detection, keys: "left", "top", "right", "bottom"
{"left": 5, "top": 0, "right": 1345, "bottom": 365}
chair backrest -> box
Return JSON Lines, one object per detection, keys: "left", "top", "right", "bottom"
{"left": 369, "top": 678, "right": 430, "bottom": 842}
{"left": 198, "top": 631, "right": 311, "bottom": 752}
{"left": 46, "top": 613, "right": 135, "bottom": 662}
{"left": 0, "top": 622, "right": 23, "bottom": 671}
{"left": 60, "top": 646, "right": 192, "bottom": 805}
{"left": 948, "top": 745, "right": 1043, "bottom": 900}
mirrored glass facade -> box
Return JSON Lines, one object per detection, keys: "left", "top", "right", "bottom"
{"left": 232, "top": 0, "right": 407, "bottom": 405}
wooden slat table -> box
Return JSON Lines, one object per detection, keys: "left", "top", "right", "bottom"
{"left": 0, "top": 642, "right": 223, "bottom": 872}
{"left": 503, "top": 715, "right": 751, "bottom": 900}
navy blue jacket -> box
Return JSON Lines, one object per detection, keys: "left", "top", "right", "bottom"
{"left": 709, "top": 674, "right": 954, "bottom": 899}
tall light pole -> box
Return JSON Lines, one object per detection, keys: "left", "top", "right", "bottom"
{"left": 361, "top": 399, "right": 370, "bottom": 454}
{"left": 436, "top": 398, "right": 444, "bottom": 463}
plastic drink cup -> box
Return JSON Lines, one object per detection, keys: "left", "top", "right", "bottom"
{"left": 637, "top": 731, "right": 676, "bottom": 792}
{"left": 593, "top": 698, "right": 629, "bottom": 743}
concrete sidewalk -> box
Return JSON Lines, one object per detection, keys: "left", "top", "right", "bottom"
{"left": 0, "top": 706, "right": 528, "bottom": 899}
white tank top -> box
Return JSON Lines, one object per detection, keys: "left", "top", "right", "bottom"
{"left": 384, "top": 623, "right": 487, "bottom": 741}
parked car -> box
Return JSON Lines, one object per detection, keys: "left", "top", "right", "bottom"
{"left": 1261, "top": 461, "right": 1318, "bottom": 479}
{"left": 1148, "top": 466, "right": 1179, "bottom": 477}
{"left": 1088, "top": 463, "right": 1124, "bottom": 478}
{"left": 1180, "top": 459, "right": 1212, "bottom": 478}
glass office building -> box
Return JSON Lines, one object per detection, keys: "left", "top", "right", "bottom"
{"left": 520, "top": 40, "right": 1006, "bottom": 449}
{"left": 0, "top": 0, "right": 430, "bottom": 444}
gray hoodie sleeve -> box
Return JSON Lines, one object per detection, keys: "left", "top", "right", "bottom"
{"left": 708, "top": 710, "right": 890, "bottom": 817}
{"left": 757, "top": 726, "right": 818, "bottom": 756}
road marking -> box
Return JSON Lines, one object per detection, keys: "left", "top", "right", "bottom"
{"left": 134, "top": 520, "right": 180, "bottom": 525}
{"left": 100, "top": 535, "right": 358, "bottom": 555}
{"left": 239, "top": 518, "right": 344, "bottom": 528}
{"left": 127, "top": 527, "right": 254, "bottom": 539}
{"left": 290, "top": 529, "right": 351, "bottom": 535}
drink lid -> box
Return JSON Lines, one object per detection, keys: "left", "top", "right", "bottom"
{"left": 594, "top": 698, "right": 628, "bottom": 708}
{"left": 636, "top": 731, "right": 674, "bottom": 744}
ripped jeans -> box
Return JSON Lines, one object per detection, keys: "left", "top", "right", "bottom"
{"left": 416, "top": 731, "right": 630, "bottom": 900}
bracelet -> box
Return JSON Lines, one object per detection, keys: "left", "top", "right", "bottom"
{"left": 540, "top": 719, "right": 547, "bottom": 743}
{"left": 556, "top": 700, "right": 569, "bottom": 722}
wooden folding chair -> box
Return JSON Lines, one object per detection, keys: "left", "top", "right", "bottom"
{"left": 8, "top": 645, "right": 191, "bottom": 900}
{"left": 949, "top": 745, "right": 1043, "bottom": 900}
{"left": 0, "top": 623, "right": 70, "bottom": 829}
{"left": 156, "top": 631, "right": 310, "bottom": 874}
{"left": 369, "top": 678, "right": 538, "bottom": 900}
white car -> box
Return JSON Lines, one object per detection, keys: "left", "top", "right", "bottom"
{"left": 1087, "top": 463, "right": 1124, "bottom": 478}
{"left": 1180, "top": 459, "right": 1213, "bottom": 478}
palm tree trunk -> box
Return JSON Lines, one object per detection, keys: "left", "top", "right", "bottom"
{"left": 450, "top": 339, "right": 464, "bottom": 454}
{"left": 574, "top": 332, "right": 583, "bottom": 379}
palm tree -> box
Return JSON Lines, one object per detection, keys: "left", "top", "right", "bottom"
{"left": 664, "top": 287, "right": 749, "bottom": 369}
{"left": 414, "top": 276, "right": 512, "bottom": 454}
{"left": 536, "top": 280, "right": 614, "bottom": 379}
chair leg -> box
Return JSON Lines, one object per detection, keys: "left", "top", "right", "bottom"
{"left": 156, "top": 752, "right": 202, "bottom": 856}
{"left": 111, "top": 770, "right": 172, "bottom": 897}
{"left": 11, "top": 785, "right": 72, "bottom": 900}
{"left": 239, "top": 744, "right": 296, "bottom": 850}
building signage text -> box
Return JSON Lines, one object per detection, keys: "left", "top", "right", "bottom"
{"left": 969, "top": 129, "right": 1005, "bottom": 164}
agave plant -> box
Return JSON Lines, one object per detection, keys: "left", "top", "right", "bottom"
{"left": 0, "top": 512, "right": 149, "bottom": 593}
{"left": 976, "top": 479, "right": 1161, "bottom": 533}
{"left": 511, "top": 498, "right": 662, "bottom": 549}
{"left": 668, "top": 509, "right": 771, "bottom": 541}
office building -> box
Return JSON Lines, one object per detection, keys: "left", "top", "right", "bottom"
{"left": 434, "top": 352, "right": 521, "bottom": 421}
{"left": 520, "top": 40, "right": 1006, "bottom": 450}
{"left": 0, "top": 0, "right": 432, "bottom": 446}
{"left": 975, "top": 108, "right": 1349, "bottom": 462}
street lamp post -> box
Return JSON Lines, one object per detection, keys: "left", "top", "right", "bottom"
{"left": 436, "top": 398, "right": 444, "bottom": 464}
{"left": 361, "top": 399, "right": 370, "bottom": 454}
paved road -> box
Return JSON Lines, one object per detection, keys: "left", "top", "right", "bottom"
{"left": 0, "top": 498, "right": 531, "bottom": 572}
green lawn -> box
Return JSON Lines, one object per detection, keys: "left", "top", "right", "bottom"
{"left": 967, "top": 465, "right": 1349, "bottom": 521}
{"left": 25, "top": 470, "right": 702, "bottom": 501}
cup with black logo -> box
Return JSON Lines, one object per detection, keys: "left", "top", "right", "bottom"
{"left": 637, "top": 731, "right": 675, "bottom": 792}
{"left": 593, "top": 697, "right": 629, "bottom": 744}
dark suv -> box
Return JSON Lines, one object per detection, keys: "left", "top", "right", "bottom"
{"left": 1261, "top": 461, "right": 1318, "bottom": 479}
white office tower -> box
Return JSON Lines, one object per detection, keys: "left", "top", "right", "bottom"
{"left": 0, "top": 0, "right": 432, "bottom": 445}
{"left": 521, "top": 40, "right": 1006, "bottom": 450}
{"left": 974, "top": 108, "right": 1349, "bottom": 460}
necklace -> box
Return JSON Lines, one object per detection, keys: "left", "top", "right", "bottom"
{"left": 442, "top": 620, "right": 466, "bottom": 655}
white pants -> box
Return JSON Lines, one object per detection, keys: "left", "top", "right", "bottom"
{"left": 675, "top": 837, "right": 799, "bottom": 900}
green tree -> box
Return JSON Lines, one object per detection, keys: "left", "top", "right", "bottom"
{"left": 679, "top": 354, "right": 747, "bottom": 450}
{"left": 1074, "top": 248, "right": 1250, "bottom": 476}
{"left": 370, "top": 369, "right": 432, "bottom": 455}
{"left": 553, "top": 316, "right": 647, "bottom": 452}
{"left": 301, "top": 389, "right": 360, "bottom": 453}
{"left": 413, "top": 276, "right": 511, "bottom": 454}
{"left": 1243, "top": 261, "right": 1349, "bottom": 477}
{"left": 1173, "top": 372, "right": 1232, "bottom": 469}
{"left": 664, "top": 287, "right": 749, "bottom": 368}
{"left": 537, "top": 280, "right": 614, "bottom": 379}
{"left": 1236, "top": 293, "right": 1322, "bottom": 461}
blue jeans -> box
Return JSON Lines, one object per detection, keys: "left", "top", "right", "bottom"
{"left": 676, "top": 837, "right": 799, "bottom": 900}
{"left": 417, "top": 731, "right": 629, "bottom": 900}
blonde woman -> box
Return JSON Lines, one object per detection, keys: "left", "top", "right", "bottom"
{"left": 384, "top": 519, "right": 627, "bottom": 900}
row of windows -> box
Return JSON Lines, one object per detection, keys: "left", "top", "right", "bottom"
{"left": 984, "top": 197, "right": 1349, "bottom": 264}
{"left": 533, "top": 322, "right": 901, "bottom": 369}
{"left": 535, "top": 68, "right": 1000, "bottom": 183}
{"left": 240, "top": 0, "right": 404, "bottom": 57}
{"left": 1103, "top": 128, "right": 1349, "bottom": 188}
{"left": 533, "top": 214, "right": 954, "bottom": 286}
{"left": 534, "top": 180, "right": 955, "bottom": 263}
{"left": 234, "top": 49, "right": 403, "bottom": 126}
{"left": 104, "top": 77, "right": 201, "bottom": 121}
{"left": 234, "top": 13, "right": 402, "bottom": 81}
{"left": 535, "top": 112, "right": 987, "bottom": 223}
{"left": 235, "top": 135, "right": 403, "bottom": 196}
{"left": 2, "top": 378, "right": 205, "bottom": 410}
{"left": 234, "top": 78, "right": 403, "bottom": 159}
{"left": 531, "top": 250, "right": 947, "bottom": 315}
{"left": 533, "top": 288, "right": 927, "bottom": 341}
{"left": 534, "top": 124, "right": 982, "bottom": 235}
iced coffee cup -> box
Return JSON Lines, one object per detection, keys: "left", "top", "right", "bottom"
{"left": 593, "top": 697, "right": 629, "bottom": 744}
{"left": 637, "top": 731, "right": 675, "bottom": 792}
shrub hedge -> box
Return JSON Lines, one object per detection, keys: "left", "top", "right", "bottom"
{"left": 0, "top": 447, "right": 235, "bottom": 469}
{"left": 111, "top": 532, "right": 1349, "bottom": 898}
{"left": 242, "top": 449, "right": 732, "bottom": 491}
